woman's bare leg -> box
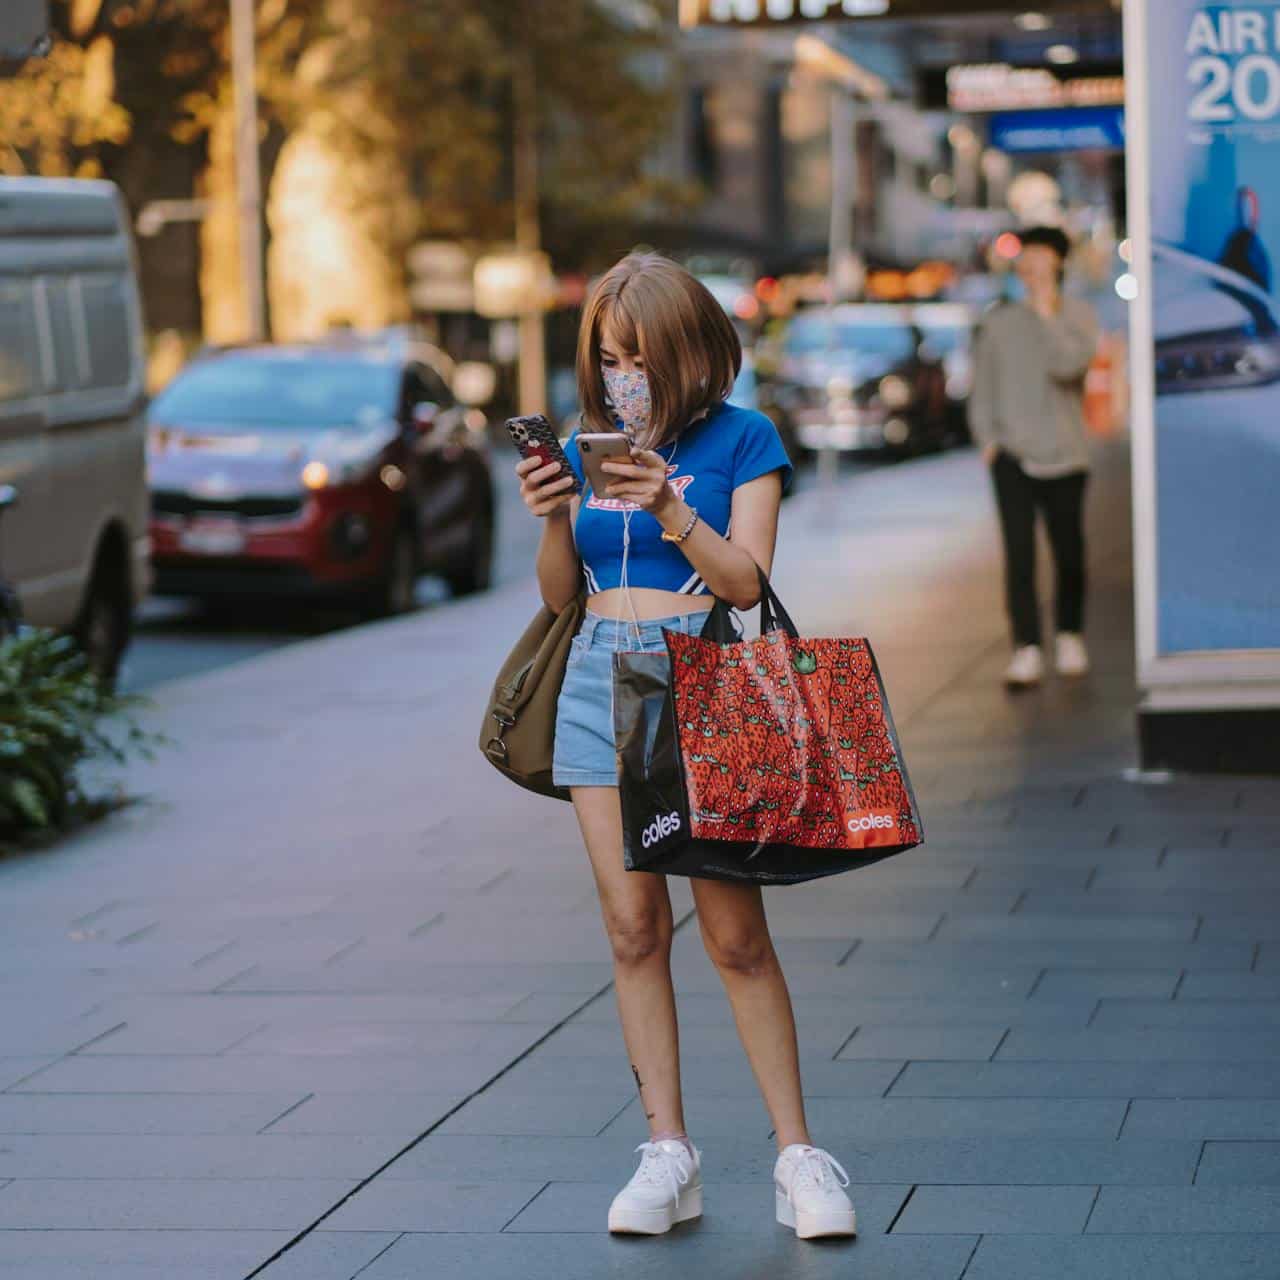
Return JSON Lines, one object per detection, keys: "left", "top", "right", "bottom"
{"left": 571, "top": 787, "right": 685, "bottom": 1138}
{"left": 691, "top": 877, "right": 810, "bottom": 1149}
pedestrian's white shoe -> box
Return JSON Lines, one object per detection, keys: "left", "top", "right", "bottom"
{"left": 607, "top": 1139, "right": 702, "bottom": 1235}
{"left": 774, "top": 1143, "right": 857, "bottom": 1239}
{"left": 1004, "top": 644, "right": 1044, "bottom": 688}
{"left": 1055, "top": 632, "right": 1090, "bottom": 677}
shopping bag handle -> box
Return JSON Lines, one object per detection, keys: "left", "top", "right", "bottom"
{"left": 701, "top": 566, "right": 799, "bottom": 643}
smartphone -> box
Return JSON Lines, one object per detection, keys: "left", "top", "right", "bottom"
{"left": 577, "top": 432, "right": 634, "bottom": 497}
{"left": 506, "top": 414, "right": 580, "bottom": 495}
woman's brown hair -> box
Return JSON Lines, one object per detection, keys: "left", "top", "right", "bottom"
{"left": 575, "top": 253, "right": 742, "bottom": 446}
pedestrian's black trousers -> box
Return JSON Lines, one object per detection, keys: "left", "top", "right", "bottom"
{"left": 990, "top": 451, "right": 1088, "bottom": 648}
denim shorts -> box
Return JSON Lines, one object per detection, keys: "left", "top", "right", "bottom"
{"left": 552, "top": 609, "right": 709, "bottom": 789}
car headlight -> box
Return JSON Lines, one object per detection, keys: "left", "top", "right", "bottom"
{"left": 879, "top": 375, "right": 912, "bottom": 409}
{"left": 301, "top": 454, "right": 382, "bottom": 489}
{"left": 302, "top": 460, "right": 330, "bottom": 490}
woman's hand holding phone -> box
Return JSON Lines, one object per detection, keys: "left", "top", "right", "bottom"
{"left": 600, "top": 449, "right": 675, "bottom": 516}
{"left": 517, "top": 455, "right": 576, "bottom": 519}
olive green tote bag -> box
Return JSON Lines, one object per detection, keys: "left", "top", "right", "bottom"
{"left": 479, "top": 594, "right": 584, "bottom": 801}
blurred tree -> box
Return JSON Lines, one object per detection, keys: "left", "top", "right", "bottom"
{"left": 301, "top": 0, "right": 690, "bottom": 271}
{"left": 0, "top": 0, "right": 687, "bottom": 335}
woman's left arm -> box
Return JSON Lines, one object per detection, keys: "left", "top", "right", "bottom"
{"left": 600, "top": 451, "right": 782, "bottom": 609}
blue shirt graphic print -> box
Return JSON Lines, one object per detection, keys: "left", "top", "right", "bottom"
{"left": 563, "top": 401, "right": 793, "bottom": 596}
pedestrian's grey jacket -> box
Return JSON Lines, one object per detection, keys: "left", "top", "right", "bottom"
{"left": 968, "top": 297, "right": 1099, "bottom": 474}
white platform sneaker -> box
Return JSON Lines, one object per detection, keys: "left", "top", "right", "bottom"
{"left": 1004, "top": 644, "right": 1044, "bottom": 688}
{"left": 774, "top": 1144, "right": 857, "bottom": 1239}
{"left": 1055, "top": 632, "right": 1090, "bottom": 677}
{"left": 607, "top": 1139, "right": 702, "bottom": 1235}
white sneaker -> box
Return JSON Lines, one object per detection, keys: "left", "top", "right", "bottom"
{"left": 1055, "top": 632, "right": 1090, "bottom": 677}
{"left": 607, "top": 1139, "right": 702, "bottom": 1235}
{"left": 774, "top": 1143, "right": 857, "bottom": 1239}
{"left": 1004, "top": 644, "right": 1044, "bottom": 687}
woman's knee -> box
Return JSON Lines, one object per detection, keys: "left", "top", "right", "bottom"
{"left": 702, "top": 925, "right": 776, "bottom": 977}
{"left": 604, "top": 907, "right": 672, "bottom": 967}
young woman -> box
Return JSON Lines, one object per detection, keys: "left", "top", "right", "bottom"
{"left": 515, "top": 253, "right": 856, "bottom": 1240}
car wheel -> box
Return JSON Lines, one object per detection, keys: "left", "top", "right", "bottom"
{"left": 74, "top": 552, "right": 131, "bottom": 687}
{"left": 446, "top": 505, "right": 494, "bottom": 597}
{"left": 366, "top": 525, "right": 418, "bottom": 618}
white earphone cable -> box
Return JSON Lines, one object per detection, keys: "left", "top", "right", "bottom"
{"left": 616, "top": 427, "right": 678, "bottom": 648}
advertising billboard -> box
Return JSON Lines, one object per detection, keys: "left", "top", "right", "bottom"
{"left": 1127, "top": 0, "right": 1280, "bottom": 767}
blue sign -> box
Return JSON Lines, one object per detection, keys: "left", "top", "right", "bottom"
{"left": 990, "top": 106, "right": 1126, "bottom": 153}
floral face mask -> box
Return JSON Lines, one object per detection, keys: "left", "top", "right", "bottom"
{"left": 601, "top": 366, "right": 652, "bottom": 441}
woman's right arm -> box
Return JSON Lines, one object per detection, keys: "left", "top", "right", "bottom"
{"left": 517, "top": 456, "right": 581, "bottom": 613}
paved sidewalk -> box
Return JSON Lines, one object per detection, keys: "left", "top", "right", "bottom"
{"left": 3, "top": 442, "right": 1279, "bottom": 1279}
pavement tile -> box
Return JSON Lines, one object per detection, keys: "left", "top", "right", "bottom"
{"left": 966, "top": 1232, "right": 1280, "bottom": 1278}
{"left": 0, "top": 1092, "right": 308, "bottom": 1135}
{"left": 250, "top": 1231, "right": 401, "bottom": 1280}
{"left": 850, "top": 940, "right": 1253, "bottom": 970}
{"left": 1177, "top": 972, "right": 1280, "bottom": 1000}
{"left": 1093, "top": 1000, "right": 1280, "bottom": 1031}
{"left": 1088, "top": 1185, "right": 1280, "bottom": 1233}
{"left": 1030, "top": 970, "right": 1181, "bottom": 1000}
{"left": 888, "top": 1060, "right": 1280, "bottom": 1099}
{"left": 938, "top": 914, "right": 1196, "bottom": 941}
{"left": 1196, "top": 1142, "right": 1280, "bottom": 1184}
{"left": 7, "top": 1052, "right": 512, "bottom": 1096}
{"left": 800, "top": 1097, "right": 1126, "bottom": 1141}
{"left": 262, "top": 1092, "right": 460, "bottom": 1135}
{"left": 893, "top": 1183, "right": 1097, "bottom": 1234}
{"left": 836, "top": 1025, "right": 1008, "bottom": 1061}
{"left": 355, "top": 1228, "right": 977, "bottom": 1280}
{"left": 0, "top": 1133, "right": 404, "bottom": 1179}
{"left": 438, "top": 1091, "right": 630, "bottom": 1137}
{"left": 996, "top": 1026, "right": 1280, "bottom": 1061}
{"left": 1199, "top": 915, "right": 1280, "bottom": 942}
{"left": 0, "top": 1177, "right": 355, "bottom": 1229}
{"left": 73, "top": 1012, "right": 273, "bottom": 1056}
{"left": 503, "top": 1180, "right": 911, "bottom": 1234}
{"left": 219, "top": 960, "right": 613, "bottom": 995}
{"left": 0, "top": 1059, "right": 58, "bottom": 1091}
{"left": 0, "top": 1228, "right": 288, "bottom": 1271}
{"left": 323, "top": 1178, "right": 547, "bottom": 1231}
{"left": 226, "top": 1020, "right": 543, "bottom": 1059}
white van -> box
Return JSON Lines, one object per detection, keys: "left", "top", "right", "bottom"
{"left": 0, "top": 177, "right": 149, "bottom": 679}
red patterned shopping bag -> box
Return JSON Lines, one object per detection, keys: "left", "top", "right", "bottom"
{"left": 614, "top": 573, "right": 923, "bottom": 883}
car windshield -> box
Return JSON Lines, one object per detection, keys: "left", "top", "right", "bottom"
{"left": 150, "top": 354, "right": 400, "bottom": 428}
{"left": 786, "top": 317, "right": 915, "bottom": 360}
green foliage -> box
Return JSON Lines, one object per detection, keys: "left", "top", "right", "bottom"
{"left": 0, "top": 629, "right": 157, "bottom": 842}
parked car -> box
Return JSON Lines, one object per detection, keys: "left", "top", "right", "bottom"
{"left": 147, "top": 331, "right": 495, "bottom": 613}
{"left": 0, "top": 177, "right": 150, "bottom": 681}
{"left": 773, "top": 304, "right": 953, "bottom": 457}
{"left": 912, "top": 301, "right": 976, "bottom": 446}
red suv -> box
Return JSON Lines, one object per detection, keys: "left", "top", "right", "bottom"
{"left": 147, "top": 332, "right": 494, "bottom": 613}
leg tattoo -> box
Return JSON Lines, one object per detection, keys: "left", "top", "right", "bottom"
{"left": 631, "top": 1063, "right": 655, "bottom": 1120}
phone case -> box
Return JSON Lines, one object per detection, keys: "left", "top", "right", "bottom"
{"left": 506, "top": 415, "right": 581, "bottom": 494}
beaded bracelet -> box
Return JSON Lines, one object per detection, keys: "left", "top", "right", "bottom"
{"left": 661, "top": 506, "right": 700, "bottom": 544}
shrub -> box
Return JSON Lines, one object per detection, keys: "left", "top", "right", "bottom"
{"left": 0, "top": 629, "right": 156, "bottom": 840}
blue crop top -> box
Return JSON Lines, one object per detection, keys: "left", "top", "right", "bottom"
{"left": 563, "top": 402, "right": 793, "bottom": 596}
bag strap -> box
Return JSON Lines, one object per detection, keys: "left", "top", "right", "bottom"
{"left": 700, "top": 565, "right": 799, "bottom": 643}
